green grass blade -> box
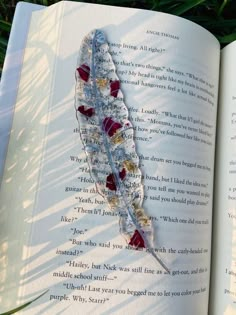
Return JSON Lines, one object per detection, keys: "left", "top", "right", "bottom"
{"left": 217, "top": 0, "right": 228, "bottom": 16}
{"left": 0, "top": 49, "right": 6, "bottom": 64}
{"left": 0, "top": 38, "right": 8, "bottom": 47}
{"left": 217, "top": 33, "right": 236, "bottom": 44}
{"left": 0, "top": 290, "right": 48, "bottom": 315}
{"left": 169, "top": 0, "right": 206, "bottom": 15}
{"left": 0, "top": 20, "right": 11, "bottom": 33}
{"left": 202, "top": 19, "right": 236, "bottom": 28}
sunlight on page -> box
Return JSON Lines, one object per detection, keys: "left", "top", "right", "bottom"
{"left": 0, "top": 2, "right": 221, "bottom": 314}
{"left": 0, "top": 2, "right": 64, "bottom": 312}
{"left": 209, "top": 41, "right": 236, "bottom": 315}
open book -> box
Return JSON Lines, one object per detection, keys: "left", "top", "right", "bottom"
{"left": 0, "top": 1, "right": 236, "bottom": 314}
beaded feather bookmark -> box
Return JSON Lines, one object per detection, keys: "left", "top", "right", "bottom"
{"left": 75, "top": 30, "right": 169, "bottom": 273}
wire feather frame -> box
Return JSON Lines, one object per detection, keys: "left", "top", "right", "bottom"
{"left": 74, "top": 29, "right": 169, "bottom": 273}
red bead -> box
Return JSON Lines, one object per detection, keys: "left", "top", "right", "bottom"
{"left": 77, "top": 106, "right": 94, "bottom": 117}
{"left": 106, "top": 168, "right": 126, "bottom": 191}
{"left": 119, "top": 168, "right": 126, "bottom": 180}
{"left": 106, "top": 173, "right": 116, "bottom": 191}
{"left": 110, "top": 80, "right": 120, "bottom": 97}
{"left": 129, "top": 230, "right": 145, "bottom": 248}
{"left": 77, "top": 64, "right": 90, "bottom": 82}
{"left": 103, "top": 117, "right": 122, "bottom": 137}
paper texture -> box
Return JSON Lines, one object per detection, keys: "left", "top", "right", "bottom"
{"left": 0, "top": 2, "right": 44, "bottom": 183}
{"left": 209, "top": 41, "right": 236, "bottom": 315}
{"left": 0, "top": 2, "right": 220, "bottom": 314}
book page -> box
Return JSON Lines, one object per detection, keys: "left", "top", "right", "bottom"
{"left": 209, "top": 41, "right": 236, "bottom": 315}
{"left": 0, "top": 3, "right": 64, "bottom": 312}
{"left": 0, "top": 2, "right": 220, "bottom": 314}
{"left": 0, "top": 2, "right": 44, "bottom": 183}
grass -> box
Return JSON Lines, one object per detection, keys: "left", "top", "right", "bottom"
{"left": 0, "top": 0, "right": 236, "bottom": 76}
{"left": 0, "top": 290, "right": 48, "bottom": 315}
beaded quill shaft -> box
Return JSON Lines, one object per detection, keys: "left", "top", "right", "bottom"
{"left": 75, "top": 30, "right": 168, "bottom": 273}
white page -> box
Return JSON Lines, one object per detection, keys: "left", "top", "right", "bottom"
{"left": 209, "top": 41, "right": 236, "bottom": 315}
{"left": 0, "top": 2, "right": 220, "bottom": 314}
{"left": 0, "top": 2, "right": 44, "bottom": 183}
{"left": 0, "top": 3, "right": 63, "bottom": 312}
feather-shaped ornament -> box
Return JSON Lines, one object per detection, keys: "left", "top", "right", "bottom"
{"left": 75, "top": 30, "right": 169, "bottom": 273}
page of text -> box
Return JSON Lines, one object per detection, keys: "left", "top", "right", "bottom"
{"left": 0, "top": 2, "right": 220, "bottom": 314}
{"left": 209, "top": 41, "right": 236, "bottom": 315}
